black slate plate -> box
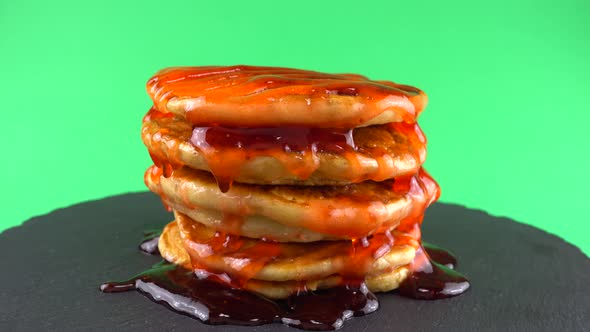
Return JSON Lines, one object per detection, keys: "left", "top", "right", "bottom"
{"left": 1, "top": 193, "right": 588, "bottom": 331}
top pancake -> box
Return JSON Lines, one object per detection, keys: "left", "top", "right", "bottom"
{"left": 147, "top": 65, "right": 427, "bottom": 128}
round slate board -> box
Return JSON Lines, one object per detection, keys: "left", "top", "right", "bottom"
{"left": 0, "top": 193, "right": 588, "bottom": 331}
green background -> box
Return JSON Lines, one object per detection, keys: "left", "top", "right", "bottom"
{"left": 1, "top": 0, "right": 588, "bottom": 255}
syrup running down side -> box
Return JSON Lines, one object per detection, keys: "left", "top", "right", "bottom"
{"left": 191, "top": 120, "right": 428, "bottom": 192}
{"left": 100, "top": 235, "right": 470, "bottom": 330}
{"left": 190, "top": 126, "right": 355, "bottom": 192}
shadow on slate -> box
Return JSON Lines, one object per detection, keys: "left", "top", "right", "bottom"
{"left": 0, "top": 192, "right": 588, "bottom": 331}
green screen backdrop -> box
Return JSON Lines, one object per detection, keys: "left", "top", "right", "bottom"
{"left": 1, "top": 0, "right": 588, "bottom": 254}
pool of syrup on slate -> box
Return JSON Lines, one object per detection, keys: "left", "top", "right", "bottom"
{"left": 102, "top": 233, "right": 469, "bottom": 331}
{"left": 138, "top": 230, "right": 161, "bottom": 255}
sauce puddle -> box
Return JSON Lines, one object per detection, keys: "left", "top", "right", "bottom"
{"left": 139, "top": 230, "right": 161, "bottom": 255}
{"left": 101, "top": 261, "right": 377, "bottom": 330}
{"left": 399, "top": 243, "right": 470, "bottom": 300}
{"left": 101, "top": 236, "right": 469, "bottom": 330}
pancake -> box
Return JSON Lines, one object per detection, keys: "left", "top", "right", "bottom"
{"left": 146, "top": 65, "right": 427, "bottom": 128}
{"left": 145, "top": 166, "right": 439, "bottom": 240}
{"left": 175, "top": 211, "right": 417, "bottom": 281}
{"left": 168, "top": 203, "right": 340, "bottom": 242}
{"left": 142, "top": 107, "right": 427, "bottom": 186}
{"left": 159, "top": 218, "right": 415, "bottom": 299}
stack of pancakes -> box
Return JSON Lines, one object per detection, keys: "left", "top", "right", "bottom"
{"left": 141, "top": 66, "right": 440, "bottom": 299}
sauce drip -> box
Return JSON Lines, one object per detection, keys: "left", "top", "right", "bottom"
{"left": 193, "top": 126, "right": 355, "bottom": 152}
{"left": 101, "top": 261, "right": 378, "bottom": 331}
{"left": 190, "top": 126, "right": 354, "bottom": 192}
{"left": 142, "top": 106, "right": 185, "bottom": 187}
{"left": 143, "top": 107, "right": 428, "bottom": 193}
{"left": 394, "top": 211, "right": 470, "bottom": 300}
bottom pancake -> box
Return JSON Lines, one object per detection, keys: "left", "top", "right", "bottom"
{"left": 159, "top": 214, "right": 416, "bottom": 299}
